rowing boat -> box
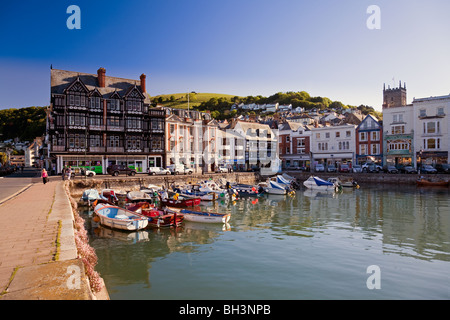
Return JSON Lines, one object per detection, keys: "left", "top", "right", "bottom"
{"left": 93, "top": 204, "right": 149, "bottom": 231}
{"left": 168, "top": 207, "right": 231, "bottom": 224}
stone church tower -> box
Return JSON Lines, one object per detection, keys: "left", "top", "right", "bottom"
{"left": 382, "top": 81, "right": 407, "bottom": 109}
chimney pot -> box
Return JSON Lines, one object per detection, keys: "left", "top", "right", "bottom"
{"left": 97, "top": 68, "right": 106, "bottom": 87}
{"left": 140, "top": 73, "right": 146, "bottom": 93}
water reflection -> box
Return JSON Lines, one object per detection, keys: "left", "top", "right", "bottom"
{"left": 81, "top": 184, "right": 449, "bottom": 298}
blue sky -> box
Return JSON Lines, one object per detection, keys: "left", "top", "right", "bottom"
{"left": 0, "top": 0, "right": 449, "bottom": 110}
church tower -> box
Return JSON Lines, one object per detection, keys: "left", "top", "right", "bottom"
{"left": 382, "top": 81, "right": 407, "bottom": 109}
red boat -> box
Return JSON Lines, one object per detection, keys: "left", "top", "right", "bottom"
{"left": 160, "top": 196, "right": 201, "bottom": 208}
{"left": 126, "top": 202, "right": 184, "bottom": 228}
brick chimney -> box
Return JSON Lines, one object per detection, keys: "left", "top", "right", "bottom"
{"left": 140, "top": 73, "right": 146, "bottom": 93}
{"left": 97, "top": 67, "right": 106, "bottom": 87}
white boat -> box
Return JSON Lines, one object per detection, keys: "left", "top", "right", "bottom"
{"left": 127, "top": 190, "right": 153, "bottom": 202}
{"left": 327, "top": 177, "right": 359, "bottom": 188}
{"left": 140, "top": 184, "right": 163, "bottom": 195}
{"left": 93, "top": 204, "right": 149, "bottom": 231}
{"left": 180, "top": 189, "right": 217, "bottom": 201}
{"left": 81, "top": 189, "right": 104, "bottom": 204}
{"left": 198, "top": 180, "right": 229, "bottom": 199}
{"left": 101, "top": 189, "right": 119, "bottom": 203}
{"left": 168, "top": 207, "right": 231, "bottom": 224}
{"left": 303, "top": 176, "right": 339, "bottom": 191}
{"left": 258, "top": 181, "right": 287, "bottom": 195}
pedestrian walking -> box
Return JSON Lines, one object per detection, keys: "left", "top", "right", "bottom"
{"left": 66, "top": 166, "right": 72, "bottom": 180}
{"left": 41, "top": 168, "right": 49, "bottom": 184}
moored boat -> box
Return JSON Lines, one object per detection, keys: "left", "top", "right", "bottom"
{"left": 231, "top": 183, "right": 262, "bottom": 196}
{"left": 416, "top": 178, "right": 449, "bottom": 187}
{"left": 259, "top": 181, "right": 288, "bottom": 195}
{"left": 168, "top": 207, "right": 231, "bottom": 224}
{"left": 327, "top": 177, "right": 359, "bottom": 189}
{"left": 140, "top": 207, "right": 184, "bottom": 228}
{"left": 126, "top": 202, "right": 184, "bottom": 227}
{"left": 303, "top": 176, "right": 339, "bottom": 191}
{"left": 93, "top": 204, "right": 149, "bottom": 231}
{"left": 176, "top": 188, "right": 217, "bottom": 201}
{"left": 127, "top": 190, "right": 153, "bottom": 202}
{"left": 81, "top": 189, "right": 102, "bottom": 204}
{"left": 160, "top": 191, "right": 201, "bottom": 208}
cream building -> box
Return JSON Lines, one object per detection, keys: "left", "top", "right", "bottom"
{"left": 310, "top": 124, "right": 357, "bottom": 169}
{"left": 412, "top": 94, "right": 450, "bottom": 166}
{"left": 165, "top": 108, "right": 219, "bottom": 173}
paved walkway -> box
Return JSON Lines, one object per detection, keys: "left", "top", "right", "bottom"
{"left": 0, "top": 176, "right": 102, "bottom": 299}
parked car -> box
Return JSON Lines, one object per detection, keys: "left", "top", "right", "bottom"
{"left": 148, "top": 167, "right": 170, "bottom": 175}
{"left": 420, "top": 165, "right": 437, "bottom": 174}
{"left": 167, "top": 164, "right": 193, "bottom": 175}
{"left": 402, "top": 166, "right": 417, "bottom": 174}
{"left": 107, "top": 164, "right": 137, "bottom": 176}
{"left": 215, "top": 165, "right": 230, "bottom": 173}
{"left": 386, "top": 165, "right": 399, "bottom": 174}
{"left": 339, "top": 164, "right": 350, "bottom": 173}
{"left": 327, "top": 164, "right": 337, "bottom": 172}
{"left": 435, "top": 163, "right": 450, "bottom": 173}
{"left": 352, "top": 165, "right": 362, "bottom": 173}
{"left": 362, "top": 163, "right": 380, "bottom": 173}
{"left": 70, "top": 167, "right": 96, "bottom": 178}
{"left": 315, "top": 164, "right": 325, "bottom": 172}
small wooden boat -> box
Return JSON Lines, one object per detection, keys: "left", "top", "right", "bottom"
{"left": 140, "top": 208, "right": 184, "bottom": 228}
{"left": 160, "top": 192, "right": 201, "bottom": 208}
{"left": 328, "top": 177, "right": 359, "bottom": 189}
{"left": 126, "top": 202, "right": 184, "bottom": 227}
{"left": 100, "top": 189, "right": 119, "bottom": 204}
{"left": 178, "top": 189, "right": 217, "bottom": 201}
{"left": 231, "top": 183, "right": 261, "bottom": 196}
{"left": 93, "top": 204, "right": 149, "bottom": 231}
{"left": 416, "top": 178, "right": 449, "bottom": 187}
{"left": 127, "top": 190, "right": 153, "bottom": 202}
{"left": 140, "top": 184, "right": 163, "bottom": 195}
{"left": 169, "top": 207, "right": 231, "bottom": 224}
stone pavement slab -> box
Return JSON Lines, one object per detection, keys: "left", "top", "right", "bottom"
{"left": 0, "top": 178, "right": 102, "bottom": 300}
{"left": 1, "top": 259, "right": 92, "bottom": 300}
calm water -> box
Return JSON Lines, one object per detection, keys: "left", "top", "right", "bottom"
{"left": 81, "top": 184, "right": 450, "bottom": 300}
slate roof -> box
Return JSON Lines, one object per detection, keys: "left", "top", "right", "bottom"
{"left": 50, "top": 68, "right": 151, "bottom": 104}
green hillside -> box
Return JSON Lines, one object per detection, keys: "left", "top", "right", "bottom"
{"left": 150, "top": 92, "right": 238, "bottom": 109}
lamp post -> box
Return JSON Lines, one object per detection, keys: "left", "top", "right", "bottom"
{"left": 418, "top": 149, "right": 423, "bottom": 175}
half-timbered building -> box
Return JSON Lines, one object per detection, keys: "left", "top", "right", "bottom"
{"left": 48, "top": 67, "right": 165, "bottom": 174}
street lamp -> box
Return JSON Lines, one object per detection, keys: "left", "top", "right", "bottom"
{"left": 418, "top": 149, "right": 423, "bottom": 174}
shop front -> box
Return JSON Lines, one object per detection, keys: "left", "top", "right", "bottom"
{"left": 106, "top": 155, "right": 148, "bottom": 173}
{"left": 58, "top": 155, "right": 104, "bottom": 174}
{"left": 384, "top": 134, "right": 413, "bottom": 166}
{"left": 312, "top": 152, "right": 355, "bottom": 169}
{"left": 416, "top": 151, "right": 448, "bottom": 166}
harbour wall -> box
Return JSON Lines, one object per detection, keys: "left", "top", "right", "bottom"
{"left": 68, "top": 171, "right": 449, "bottom": 198}
{"left": 68, "top": 172, "right": 260, "bottom": 198}
{"left": 284, "top": 171, "right": 450, "bottom": 186}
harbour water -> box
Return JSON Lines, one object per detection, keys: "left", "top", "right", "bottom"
{"left": 81, "top": 184, "right": 449, "bottom": 300}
